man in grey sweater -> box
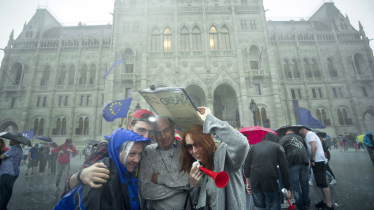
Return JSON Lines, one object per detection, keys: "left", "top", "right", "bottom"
{"left": 139, "top": 116, "right": 190, "bottom": 209}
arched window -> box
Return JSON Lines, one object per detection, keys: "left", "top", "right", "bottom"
{"left": 221, "top": 27, "right": 231, "bottom": 50}
{"left": 316, "top": 109, "right": 322, "bottom": 122}
{"left": 61, "top": 118, "right": 67, "bottom": 135}
{"left": 58, "top": 65, "right": 67, "bottom": 85}
{"left": 163, "top": 28, "right": 172, "bottom": 52}
{"left": 261, "top": 108, "right": 270, "bottom": 128}
{"left": 80, "top": 65, "right": 88, "bottom": 85}
{"left": 151, "top": 29, "right": 160, "bottom": 51}
{"left": 38, "top": 118, "right": 44, "bottom": 136}
{"left": 327, "top": 58, "right": 337, "bottom": 77}
{"left": 40, "top": 66, "right": 51, "bottom": 86}
{"left": 292, "top": 59, "right": 301, "bottom": 78}
{"left": 68, "top": 65, "right": 75, "bottom": 85}
{"left": 321, "top": 109, "right": 331, "bottom": 126}
{"left": 337, "top": 108, "right": 344, "bottom": 125}
{"left": 89, "top": 65, "right": 96, "bottom": 84}
{"left": 255, "top": 108, "right": 261, "bottom": 127}
{"left": 311, "top": 59, "right": 321, "bottom": 77}
{"left": 84, "top": 117, "right": 89, "bottom": 135}
{"left": 354, "top": 54, "right": 365, "bottom": 75}
{"left": 283, "top": 60, "right": 292, "bottom": 78}
{"left": 180, "top": 28, "right": 189, "bottom": 51}
{"left": 192, "top": 28, "right": 202, "bottom": 51}
{"left": 55, "top": 118, "right": 61, "bottom": 135}
{"left": 303, "top": 59, "right": 312, "bottom": 78}
{"left": 342, "top": 108, "right": 352, "bottom": 125}
{"left": 209, "top": 27, "right": 218, "bottom": 50}
{"left": 14, "top": 65, "right": 23, "bottom": 85}
{"left": 34, "top": 119, "right": 39, "bottom": 136}
{"left": 77, "top": 117, "right": 84, "bottom": 135}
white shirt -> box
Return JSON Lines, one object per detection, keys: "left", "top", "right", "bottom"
{"left": 23, "top": 146, "right": 30, "bottom": 156}
{"left": 304, "top": 131, "right": 327, "bottom": 163}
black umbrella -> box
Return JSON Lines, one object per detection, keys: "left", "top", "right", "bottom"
{"left": 0, "top": 132, "right": 32, "bottom": 146}
{"left": 314, "top": 131, "right": 327, "bottom": 138}
{"left": 84, "top": 140, "right": 100, "bottom": 145}
{"left": 36, "top": 136, "right": 52, "bottom": 142}
{"left": 276, "top": 125, "right": 311, "bottom": 138}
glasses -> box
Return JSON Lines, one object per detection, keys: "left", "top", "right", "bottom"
{"left": 154, "top": 125, "right": 172, "bottom": 137}
{"left": 184, "top": 143, "right": 202, "bottom": 151}
{"left": 134, "top": 126, "right": 155, "bottom": 136}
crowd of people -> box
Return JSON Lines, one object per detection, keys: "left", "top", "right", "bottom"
{"left": 0, "top": 107, "right": 374, "bottom": 210}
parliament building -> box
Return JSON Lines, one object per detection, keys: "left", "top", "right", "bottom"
{"left": 1, "top": 0, "right": 373, "bottom": 144}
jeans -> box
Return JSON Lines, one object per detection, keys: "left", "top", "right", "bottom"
{"left": 55, "top": 162, "right": 70, "bottom": 187}
{"left": 288, "top": 165, "right": 310, "bottom": 210}
{"left": 310, "top": 166, "right": 334, "bottom": 181}
{"left": 0, "top": 174, "right": 19, "bottom": 210}
{"left": 252, "top": 186, "right": 280, "bottom": 210}
{"left": 344, "top": 142, "right": 348, "bottom": 151}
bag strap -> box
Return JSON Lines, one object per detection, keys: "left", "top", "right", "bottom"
{"left": 183, "top": 192, "right": 193, "bottom": 210}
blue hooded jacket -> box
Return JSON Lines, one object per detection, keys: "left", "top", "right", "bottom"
{"left": 363, "top": 131, "right": 374, "bottom": 148}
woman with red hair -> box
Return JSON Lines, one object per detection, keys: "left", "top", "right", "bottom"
{"left": 180, "top": 107, "right": 249, "bottom": 210}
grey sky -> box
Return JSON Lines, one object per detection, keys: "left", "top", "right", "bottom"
{"left": 0, "top": 0, "right": 373, "bottom": 66}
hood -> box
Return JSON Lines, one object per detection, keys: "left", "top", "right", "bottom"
{"left": 264, "top": 132, "right": 279, "bottom": 143}
{"left": 366, "top": 131, "right": 373, "bottom": 135}
{"left": 108, "top": 128, "right": 150, "bottom": 184}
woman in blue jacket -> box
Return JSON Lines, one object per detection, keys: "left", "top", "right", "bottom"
{"left": 363, "top": 131, "right": 374, "bottom": 166}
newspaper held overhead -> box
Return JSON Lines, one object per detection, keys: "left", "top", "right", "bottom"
{"left": 138, "top": 87, "right": 204, "bottom": 131}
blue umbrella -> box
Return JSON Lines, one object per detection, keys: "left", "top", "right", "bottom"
{"left": 36, "top": 136, "right": 52, "bottom": 142}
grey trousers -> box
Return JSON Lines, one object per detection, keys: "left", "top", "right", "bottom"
{"left": 55, "top": 162, "right": 70, "bottom": 187}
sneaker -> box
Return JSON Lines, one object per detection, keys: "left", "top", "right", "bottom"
{"left": 315, "top": 200, "right": 327, "bottom": 209}
{"left": 330, "top": 179, "right": 337, "bottom": 185}
{"left": 309, "top": 181, "right": 313, "bottom": 186}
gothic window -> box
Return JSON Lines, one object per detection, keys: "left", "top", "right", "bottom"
{"left": 26, "top": 31, "right": 30, "bottom": 38}
{"left": 34, "top": 118, "right": 45, "bottom": 136}
{"left": 311, "top": 59, "right": 321, "bottom": 77}
{"left": 241, "top": 21, "right": 247, "bottom": 31}
{"left": 283, "top": 60, "right": 292, "bottom": 78}
{"left": 221, "top": 27, "right": 231, "bottom": 50}
{"left": 58, "top": 65, "right": 67, "bottom": 85}
{"left": 89, "top": 64, "right": 96, "bottom": 84}
{"left": 13, "top": 64, "right": 23, "bottom": 85}
{"left": 163, "top": 28, "right": 172, "bottom": 51}
{"left": 344, "top": 23, "right": 348, "bottom": 30}
{"left": 192, "top": 28, "right": 202, "bottom": 50}
{"left": 250, "top": 22, "right": 257, "bottom": 30}
{"left": 68, "top": 65, "right": 75, "bottom": 85}
{"left": 124, "top": 24, "right": 130, "bottom": 33}
{"left": 61, "top": 118, "right": 67, "bottom": 135}
{"left": 40, "top": 65, "right": 51, "bottom": 86}
{"left": 76, "top": 117, "right": 84, "bottom": 135}
{"left": 327, "top": 58, "right": 337, "bottom": 77}
{"left": 354, "top": 54, "right": 365, "bottom": 75}
{"left": 342, "top": 108, "right": 352, "bottom": 125}
{"left": 30, "top": 31, "right": 33, "bottom": 38}
{"left": 80, "top": 64, "right": 88, "bottom": 85}
{"left": 126, "top": 64, "right": 134, "bottom": 73}
{"left": 292, "top": 59, "right": 301, "bottom": 78}
{"left": 241, "top": 0, "right": 247, "bottom": 5}
{"left": 340, "top": 23, "right": 344, "bottom": 31}
{"left": 180, "top": 28, "right": 189, "bottom": 51}
{"left": 337, "top": 108, "right": 344, "bottom": 125}
{"left": 316, "top": 109, "right": 322, "bottom": 122}
{"left": 321, "top": 109, "right": 330, "bottom": 125}
{"left": 151, "top": 29, "right": 160, "bottom": 51}
{"left": 34, "top": 118, "right": 39, "bottom": 136}
{"left": 84, "top": 117, "right": 90, "bottom": 135}
{"left": 55, "top": 118, "right": 61, "bottom": 135}
{"left": 255, "top": 108, "right": 261, "bottom": 126}
{"left": 209, "top": 27, "right": 218, "bottom": 50}
{"left": 261, "top": 108, "right": 269, "bottom": 127}
{"left": 304, "top": 59, "right": 312, "bottom": 78}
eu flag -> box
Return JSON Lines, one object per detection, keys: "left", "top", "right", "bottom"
{"left": 298, "top": 108, "right": 325, "bottom": 129}
{"left": 103, "top": 52, "right": 124, "bottom": 79}
{"left": 103, "top": 97, "right": 132, "bottom": 122}
{"left": 19, "top": 129, "right": 34, "bottom": 140}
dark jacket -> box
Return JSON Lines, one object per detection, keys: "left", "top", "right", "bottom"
{"left": 75, "top": 157, "right": 133, "bottom": 210}
{"left": 279, "top": 133, "right": 309, "bottom": 168}
{"left": 244, "top": 132, "right": 290, "bottom": 192}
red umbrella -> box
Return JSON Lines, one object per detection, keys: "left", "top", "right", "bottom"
{"left": 239, "top": 126, "right": 278, "bottom": 145}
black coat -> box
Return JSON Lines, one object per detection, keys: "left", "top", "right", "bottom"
{"left": 279, "top": 133, "right": 309, "bottom": 168}
{"left": 75, "top": 157, "right": 134, "bottom": 210}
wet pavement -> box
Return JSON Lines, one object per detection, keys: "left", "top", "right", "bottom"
{"left": 5, "top": 149, "right": 374, "bottom": 210}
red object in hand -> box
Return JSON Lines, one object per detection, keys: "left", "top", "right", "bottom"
{"left": 198, "top": 166, "right": 229, "bottom": 188}
{"left": 287, "top": 198, "right": 296, "bottom": 210}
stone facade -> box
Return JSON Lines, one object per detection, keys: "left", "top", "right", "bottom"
{"left": 1, "top": 1, "right": 374, "bottom": 145}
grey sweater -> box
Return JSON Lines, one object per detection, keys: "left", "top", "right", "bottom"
{"left": 189, "top": 114, "right": 249, "bottom": 210}
{"left": 139, "top": 140, "right": 190, "bottom": 210}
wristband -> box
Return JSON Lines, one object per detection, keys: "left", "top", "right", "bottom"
{"left": 77, "top": 169, "right": 83, "bottom": 184}
{"left": 311, "top": 159, "right": 315, "bottom": 162}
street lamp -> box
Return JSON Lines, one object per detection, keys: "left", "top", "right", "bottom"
{"left": 249, "top": 99, "right": 258, "bottom": 126}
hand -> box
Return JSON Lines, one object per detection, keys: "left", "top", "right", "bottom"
{"left": 67, "top": 149, "right": 72, "bottom": 152}
{"left": 287, "top": 190, "right": 291, "bottom": 199}
{"left": 80, "top": 162, "right": 110, "bottom": 188}
{"left": 311, "top": 161, "right": 315, "bottom": 166}
{"left": 58, "top": 151, "right": 64, "bottom": 154}
{"left": 190, "top": 164, "right": 203, "bottom": 187}
{"left": 151, "top": 174, "right": 159, "bottom": 184}
{"left": 197, "top": 107, "right": 211, "bottom": 122}
{"left": 246, "top": 183, "right": 252, "bottom": 195}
